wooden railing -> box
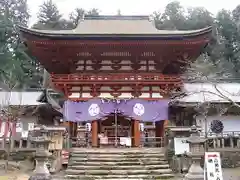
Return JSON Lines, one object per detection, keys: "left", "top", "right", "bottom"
{"left": 141, "top": 137, "right": 164, "bottom": 147}
{"left": 51, "top": 73, "right": 182, "bottom": 85}
{"left": 63, "top": 136, "right": 164, "bottom": 148}
{"left": 5, "top": 131, "right": 239, "bottom": 150}
{"left": 0, "top": 136, "right": 35, "bottom": 151}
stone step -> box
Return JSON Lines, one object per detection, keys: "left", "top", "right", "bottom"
{"left": 70, "top": 148, "right": 164, "bottom": 154}
{"left": 68, "top": 164, "right": 170, "bottom": 170}
{"left": 70, "top": 152, "right": 165, "bottom": 158}
{"left": 66, "top": 169, "right": 172, "bottom": 175}
{"left": 69, "top": 157, "right": 166, "bottom": 162}
{"left": 65, "top": 148, "right": 173, "bottom": 179}
{"left": 68, "top": 160, "right": 168, "bottom": 166}
{"left": 65, "top": 174, "right": 174, "bottom": 179}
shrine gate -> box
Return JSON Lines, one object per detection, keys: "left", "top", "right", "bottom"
{"left": 19, "top": 15, "right": 212, "bottom": 148}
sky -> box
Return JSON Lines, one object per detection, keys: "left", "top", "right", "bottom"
{"left": 28, "top": 0, "right": 240, "bottom": 25}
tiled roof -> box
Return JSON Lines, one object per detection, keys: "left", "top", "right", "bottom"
{"left": 71, "top": 17, "right": 210, "bottom": 35}
{"left": 179, "top": 83, "right": 240, "bottom": 103}
{"left": 0, "top": 92, "right": 43, "bottom": 106}
{"left": 19, "top": 16, "right": 212, "bottom": 37}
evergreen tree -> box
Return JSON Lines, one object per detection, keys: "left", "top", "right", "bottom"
{"left": 153, "top": 1, "right": 240, "bottom": 81}
{"left": 0, "top": 0, "right": 40, "bottom": 90}
{"left": 69, "top": 8, "right": 85, "bottom": 28}
{"left": 33, "top": 0, "right": 73, "bottom": 30}
{"left": 87, "top": 8, "right": 99, "bottom": 16}
{"left": 37, "top": 0, "right": 61, "bottom": 25}
{"left": 215, "top": 9, "right": 240, "bottom": 78}
{"left": 117, "top": 9, "right": 122, "bottom": 16}
{"left": 153, "top": 1, "right": 187, "bottom": 30}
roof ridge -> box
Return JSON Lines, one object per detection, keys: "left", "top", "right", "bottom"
{"left": 84, "top": 15, "right": 150, "bottom": 20}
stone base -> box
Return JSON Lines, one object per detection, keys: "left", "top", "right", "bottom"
{"left": 184, "top": 173, "right": 204, "bottom": 180}
{"left": 28, "top": 173, "right": 52, "bottom": 180}
{"left": 184, "top": 161, "right": 204, "bottom": 180}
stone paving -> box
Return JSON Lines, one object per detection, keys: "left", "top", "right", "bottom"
{"left": 0, "top": 171, "right": 64, "bottom": 180}
{"left": 1, "top": 168, "right": 240, "bottom": 180}
{"left": 175, "top": 168, "right": 240, "bottom": 180}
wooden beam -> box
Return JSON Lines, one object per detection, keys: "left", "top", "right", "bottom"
{"left": 28, "top": 39, "right": 209, "bottom": 46}
{"left": 69, "top": 90, "right": 170, "bottom": 93}
{"left": 68, "top": 97, "right": 170, "bottom": 101}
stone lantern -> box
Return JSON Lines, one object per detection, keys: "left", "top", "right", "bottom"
{"left": 29, "top": 125, "right": 52, "bottom": 180}
{"left": 184, "top": 125, "right": 206, "bottom": 180}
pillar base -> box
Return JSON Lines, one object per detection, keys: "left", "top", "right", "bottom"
{"left": 184, "top": 161, "right": 204, "bottom": 180}
{"left": 29, "top": 151, "right": 52, "bottom": 180}
{"left": 29, "top": 174, "right": 52, "bottom": 180}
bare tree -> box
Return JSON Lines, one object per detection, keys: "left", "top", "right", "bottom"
{"left": 173, "top": 54, "right": 240, "bottom": 150}
{"left": 0, "top": 80, "right": 24, "bottom": 171}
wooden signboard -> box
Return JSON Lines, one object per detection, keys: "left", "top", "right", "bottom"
{"left": 174, "top": 137, "right": 190, "bottom": 155}
{"left": 204, "top": 152, "right": 223, "bottom": 180}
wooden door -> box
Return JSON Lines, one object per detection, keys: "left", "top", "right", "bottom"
{"left": 100, "top": 115, "right": 131, "bottom": 146}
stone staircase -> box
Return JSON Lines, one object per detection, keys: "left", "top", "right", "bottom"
{"left": 65, "top": 148, "right": 174, "bottom": 180}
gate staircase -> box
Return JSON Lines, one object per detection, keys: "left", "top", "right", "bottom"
{"left": 65, "top": 148, "right": 174, "bottom": 180}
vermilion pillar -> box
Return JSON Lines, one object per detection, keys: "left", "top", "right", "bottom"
{"left": 163, "top": 120, "right": 169, "bottom": 146}
{"left": 159, "top": 120, "right": 168, "bottom": 136}
{"left": 91, "top": 120, "right": 98, "bottom": 147}
{"left": 163, "top": 120, "right": 168, "bottom": 137}
{"left": 155, "top": 121, "right": 162, "bottom": 137}
{"left": 155, "top": 120, "right": 168, "bottom": 146}
{"left": 133, "top": 120, "right": 141, "bottom": 147}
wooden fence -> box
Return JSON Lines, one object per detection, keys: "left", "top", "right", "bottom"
{"left": 202, "top": 131, "right": 240, "bottom": 149}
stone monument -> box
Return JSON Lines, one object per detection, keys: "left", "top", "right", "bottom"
{"left": 184, "top": 125, "right": 206, "bottom": 180}
{"left": 29, "top": 125, "right": 52, "bottom": 180}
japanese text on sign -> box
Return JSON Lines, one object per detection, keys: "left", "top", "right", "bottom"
{"left": 204, "top": 152, "right": 223, "bottom": 180}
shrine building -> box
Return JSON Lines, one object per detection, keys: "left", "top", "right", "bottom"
{"left": 19, "top": 16, "right": 212, "bottom": 148}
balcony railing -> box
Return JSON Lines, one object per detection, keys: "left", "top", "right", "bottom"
{"left": 51, "top": 73, "right": 182, "bottom": 85}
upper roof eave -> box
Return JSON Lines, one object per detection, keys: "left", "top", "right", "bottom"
{"left": 18, "top": 25, "right": 212, "bottom": 39}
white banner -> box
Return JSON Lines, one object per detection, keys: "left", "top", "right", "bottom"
{"left": 16, "top": 122, "right": 22, "bottom": 132}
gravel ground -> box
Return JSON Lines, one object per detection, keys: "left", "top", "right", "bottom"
{"left": 223, "top": 168, "right": 240, "bottom": 180}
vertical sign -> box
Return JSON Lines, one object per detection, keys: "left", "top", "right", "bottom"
{"left": 139, "top": 123, "right": 144, "bottom": 132}
{"left": 204, "top": 152, "right": 223, "bottom": 180}
{"left": 16, "top": 122, "right": 22, "bottom": 132}
{"left": 28, "top": 123, "right": 35, "bottom": 131}
{"left": 86, "top": 123, "right": 91, "bottom": 132}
